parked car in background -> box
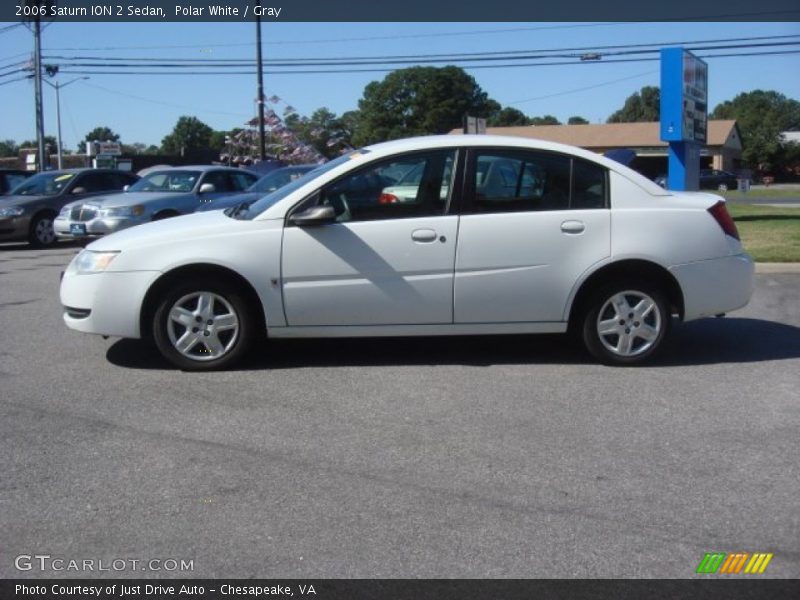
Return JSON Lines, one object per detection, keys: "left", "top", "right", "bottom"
{"left": 654, "top": 169, "right": 740, "bottom": 191}
{"left": 699, "top": 169, "right": 739, "bottom": 191}
{"left": 0, "top": 168, "right": 139, "bottom": 247}
{"left": 60, "top": 135, "right": 753, "bottom": 370}
{"left": 55, "top": 166, "right": 258, "bottom": 241}
{"left": 0, "top": 168, "right": 33, "bottom": 195}
{"left": 195, "top": 165, "right": 317, "bottom": 213}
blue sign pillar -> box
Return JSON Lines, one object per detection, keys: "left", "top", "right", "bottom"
{"left": 660, "top": 48, "right": 708, "bottom": 191}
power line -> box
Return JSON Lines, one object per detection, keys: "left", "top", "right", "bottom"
{"left": 509, "top": 71, "right": 659, "bottom": 105}
{"left": 0, "top": 76, "right": 29, "bottom": 87}
{"left": 41, "top": 34, "right": 800, "bottom": 65}
{"left": 52, "top": 49, "right": 800, "bottom": 77}
{"left": 79, "top": 80, "right": 253, "bottom": 118}
{"left": 40, "top": 23, "right": 636, "bottom": 52}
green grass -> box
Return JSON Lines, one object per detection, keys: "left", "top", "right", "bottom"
{"left": 722, "top": 188, "right": 800, "bottom": 200}
{"left": 726, "top": 204, "right": 800, "bottom": 262}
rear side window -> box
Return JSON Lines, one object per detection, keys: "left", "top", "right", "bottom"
{"left": 465, "top": 149, "right": 607, "bottom": 213}
{"left": 571, "top": 159, "right": 607, "bottom": 209}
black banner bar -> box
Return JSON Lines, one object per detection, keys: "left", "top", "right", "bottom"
{"left": 3, "top": 0, "right": 800, "bottom": 22}
{"left": 2, "top": 580, "right": 800, "bottom": 600}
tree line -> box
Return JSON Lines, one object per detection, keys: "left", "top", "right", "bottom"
{"left": 1, "top": 66, "right": 797, "bottom": 173}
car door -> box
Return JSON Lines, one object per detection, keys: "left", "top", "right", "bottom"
{"left": 281, "top": 150, "right": 459, "bottom": 326}
{"left": 454, "top": 149, "right": 611, "bottom": 323}
{"left": 195, "top": 170, "right": 239, "bottom": 208}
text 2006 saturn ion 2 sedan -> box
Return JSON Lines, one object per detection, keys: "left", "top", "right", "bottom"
{"left": 60, "top": 135, "right": 754, "bottom": 370}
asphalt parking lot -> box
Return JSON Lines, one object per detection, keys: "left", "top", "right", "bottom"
{"left": 1, "top": 243, "right": 798, "bottom": 579}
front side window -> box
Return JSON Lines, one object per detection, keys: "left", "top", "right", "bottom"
{"left": 309, "top": 150, "right": 456, "bottom": 223}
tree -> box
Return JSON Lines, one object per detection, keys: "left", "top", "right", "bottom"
{"left": 488, "top": 107, "right": 531, "bottom": 127}
{"left": 568, "top": 116, "right": 590, "bottom": 125}
{"left": 711, "top": 90, "right": 800, "bottom": 172}
{"left": 21, "top": 136, "right": 58, "bottom": 149}
{"left": 161, "top": 116, "right": 214, "bottom": 156}
{"left": 530, "top": 115, "right": 561, "bottom": 126}
{"left": 78, "top": 126, "right": 120, "bottom": 152}
{"left": 0, "top": 139, "right": 18, "bottom": 158}
{"left": 285, "top": 108, "right": 354, "bottom": 159}
{"left": 607, "top": 86, "right": 660, "bottom": 123}
{"left": 352, "top": 66, "right": 498, "bottom": 146}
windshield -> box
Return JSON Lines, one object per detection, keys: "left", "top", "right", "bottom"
{"left": 11, "top": 172, "right": 75, "bottom": 196}
{"left": 128, "top": 170, "right": 202, "bottom": 193}
{"left": 240, "top": 152, "right": 365, "bottom": 219}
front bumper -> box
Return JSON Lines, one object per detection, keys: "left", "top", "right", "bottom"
{"left": 0, "top": 215, "right": 31, "bottom": 242}
{"left": 54, "top": 215, "right": 147, "bottom": 239}
{"left": 669, "top": 253, "right": 755, "bottom": 321}
{"left": 60, "top": 269, "right": 161, "bottom": 338}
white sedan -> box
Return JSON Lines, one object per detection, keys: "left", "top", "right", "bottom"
{"left": 60, "top": 135, "right": 754, "bottom": 370}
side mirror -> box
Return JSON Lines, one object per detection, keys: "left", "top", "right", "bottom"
{"left": 72, "top": 187, "right": 87, "bottom": 195}
{"left": 199, "top": 183, "right": 216, "bottom": 194}
{"left": 290, "top": 205, "right": 336, "bottom": 226}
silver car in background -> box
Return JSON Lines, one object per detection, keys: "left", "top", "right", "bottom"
{"left": 55, "top": 166, "right": 258, "bottom": 240}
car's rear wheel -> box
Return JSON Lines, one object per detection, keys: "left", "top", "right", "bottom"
{"left": 582, "top": 282, "right": 670, "bottom": 366}
{"left": 28, "top": 212, "right": 57, "bottom": 247}
{"left": 717, "top": 183, "right": 729, "bottom": 192}
{"left": 152, "top": 281, "right": 254, "bottom": 370}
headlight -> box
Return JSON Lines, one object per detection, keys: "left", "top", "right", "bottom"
{"left": 101, "top": 205, "right": 145, "bottom": 217}
{"left": 58, "top": 206, "right": 71, "bottom": 217}
{"left": 69, "top": 250, "right": 120, "bottom": 274}
{"left": 0, "top": 206, "right": 24, "bottom": 218}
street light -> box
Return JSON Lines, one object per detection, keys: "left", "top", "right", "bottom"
{"left": 42, "top": 76, "right": 89, "bottom": 169}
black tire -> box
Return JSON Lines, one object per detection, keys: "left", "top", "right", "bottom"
{"left": 718, "top": 183, "right": 729, "bottom": 192}
{"left": 152, "top": 279, "right": 255, "bottom": 371}
{"left": 581, "top": 281, "right": 670, "bottom": 366}
{"left": 28, "top": 212, "right": 57, "bottom": 247}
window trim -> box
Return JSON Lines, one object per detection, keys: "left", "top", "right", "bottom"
{"left": 462, "top": 147, "right": 609, "bottom": 214}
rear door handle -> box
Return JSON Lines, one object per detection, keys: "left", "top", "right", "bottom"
{"left": 411, "top": 229, "right": 438, "bottom": 243}
{"left": 560, "top": 220, "right": 585, "bottom": 234}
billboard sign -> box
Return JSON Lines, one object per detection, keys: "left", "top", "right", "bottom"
{"left": 660, "top": 48, "right": 708, "bottom": 144}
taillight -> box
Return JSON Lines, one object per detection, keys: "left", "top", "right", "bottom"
{"left": 379, "top": 193, "right": 399, "bottom": 204}
{"left": 707, "top": 201, "right": 740, "bottom": 241}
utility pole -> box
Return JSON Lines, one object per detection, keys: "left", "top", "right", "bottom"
{"left": 255, "top": 4, "right": 266, "bottom": 161}
{"left": 43, "top": 77, "right": 89, "bottom": 170}
{"left": 33, "top": 17, "right": 46, "bottom": 172}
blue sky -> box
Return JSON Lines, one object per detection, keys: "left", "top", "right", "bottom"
{"left": 1, "top": 21, "right": 799, "bottom": 150}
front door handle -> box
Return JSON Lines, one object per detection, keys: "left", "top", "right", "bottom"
{"left": 560, "top": 220, "right": 585, "bottom": 234}
{"left": 411, "top": 229, "right": 438, "bottom": 243}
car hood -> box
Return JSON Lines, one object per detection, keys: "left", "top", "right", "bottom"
{"left": 77, "top": 191, "right": 193, "bottom": 208}
{"left": 0, "top": 193, "right": 51, "bottom": 207}
{"left": 88, "top": 210, "right": 241, "bottom": 252}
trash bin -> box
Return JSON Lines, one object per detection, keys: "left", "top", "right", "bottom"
{"left": 737, "top": 178, "right": 751, "bottom": 193}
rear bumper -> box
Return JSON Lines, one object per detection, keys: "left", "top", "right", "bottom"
{"left": 669, "top": 253, "right": 754, "bottom": 321}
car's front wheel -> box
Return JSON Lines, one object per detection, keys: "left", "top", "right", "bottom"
{"left": 717, "top": 183, "right": 729, "bottom": 192}
{"left": 582, "top": 283, "right": 670, "bottom": 366}
{"left": 28, "top": 212, "right": 57, "bottom": 247}
{"left": 152, "top": 281, "right": 255, "bottom": 370}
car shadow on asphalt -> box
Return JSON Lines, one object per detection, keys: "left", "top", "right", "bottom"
{"left": 105, "top": 317, "right": 800, "bottom": 371}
